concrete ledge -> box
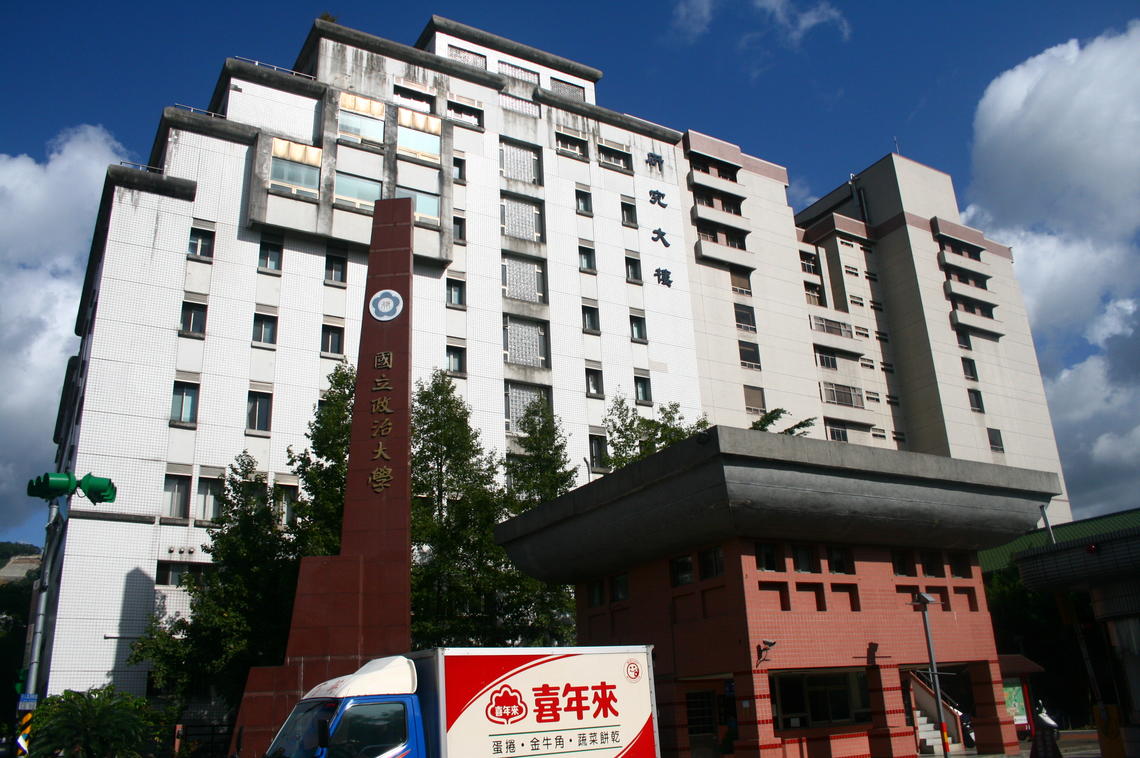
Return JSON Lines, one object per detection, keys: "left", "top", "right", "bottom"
{"left": 497, "top": 426, "right": 1059, "bottom": 582}
{"left": 534, "top": 88, "right": 682, "bottom": 144}
{"left": 208, "top": 58, "right": 327, "bottom": 113}
{"left": 69, "top": 509, "right": 156, "bottom": 525}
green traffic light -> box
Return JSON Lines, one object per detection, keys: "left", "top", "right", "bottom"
{"left": 26, "top": 473, "right": 76, "bottom": 500}
{"left": 78, "top": 473, "right": 117, "bottom": 504}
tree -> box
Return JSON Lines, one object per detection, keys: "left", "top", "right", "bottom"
{"left": 1, "top": 567, "right": 37, "bottom": 720}
{"left": 288, "top": 362, "right": 355, "bottom": 557}
{"left": 603, "top": 395, "right": 709, "bottom": 471}
{"left": 29, "top": 685, "right": 162, "bottom": 758}
{"left": 749, "top": 408, "right": 816, "bottom": 436}
{"left": 501, "top": 401, "right": 577, "bottom": 644}
{"left": 130, "top": 453, "right": 301, "bottom": 709}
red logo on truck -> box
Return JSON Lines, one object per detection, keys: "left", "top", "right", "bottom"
{"left": 486, "top": 685, "right": 528, "bottom": 725}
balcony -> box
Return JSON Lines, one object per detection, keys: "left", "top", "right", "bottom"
{"left": 695, "top": 238, "right": 752, "bottom": 269}
{"left": 943, "top": 278, "right": 998, "bottom": 306}
{"left": 937, "top": 249, "right": 990, "bottom": 278}
{"left": 951, "top": 309, "right": 1004, "bottom": 338}
{"left": 692, "top": 203, "right": 751, "bottom": 233}
{"left": 688, "top": 168, "right": 743, "bottom": 197}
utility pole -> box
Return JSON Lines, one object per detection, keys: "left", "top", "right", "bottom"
{"left": 914, "top": 592, "right": 952, "bottom": 757}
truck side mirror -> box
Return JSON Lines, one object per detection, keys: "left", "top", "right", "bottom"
{"left": 317, "top": 719, "right": 330, "bottom": 749}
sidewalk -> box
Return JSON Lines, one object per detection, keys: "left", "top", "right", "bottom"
{"left": 974, "top": 730, "right": 1101, "bottom": 758}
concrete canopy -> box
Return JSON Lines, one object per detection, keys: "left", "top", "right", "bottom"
{"left": 496, "top": 426, "right": 1060, "bottom": 583}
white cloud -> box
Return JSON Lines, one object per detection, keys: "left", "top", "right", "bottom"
{"left": 672, "top": 0, "right": 717, "bottom": 41}
{"left": 968, "top": 22, "right": 1140, "bottom": 519}
{"left": 0, "top": 126, "right": 125, "bottom": 541}
{"left": 751, "top": 0, "right": 850, "bottom": 45}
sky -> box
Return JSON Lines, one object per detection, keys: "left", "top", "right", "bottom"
{"left": 1, "top": 1, "right": 1137, "bottom": 546}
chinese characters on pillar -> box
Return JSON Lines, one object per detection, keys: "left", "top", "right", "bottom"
{"left": 651, "top": 228, "right": 670, "bottom": 247}
{"left": 645, "top": 152, "right": 664, "bottom": 170}
{"left": 648, "top": 189, "right": 667, "bottom": 207}
{"left": 367, "top": 351, "right": 397, "bottom": 493}
{"left": 654, "top": 268, "right": 673, "bottom": 287}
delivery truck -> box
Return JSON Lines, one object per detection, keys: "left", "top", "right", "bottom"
{"left": 265, "top": 646, "right": 660, "bottom": 758}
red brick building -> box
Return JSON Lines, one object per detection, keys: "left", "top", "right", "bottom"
{"left": 498, "top": 426, "right": 1060, "bottom": 757}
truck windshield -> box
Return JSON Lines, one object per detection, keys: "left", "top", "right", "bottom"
{"left": 266, "top": 699, "right": 338, "bottom": 758}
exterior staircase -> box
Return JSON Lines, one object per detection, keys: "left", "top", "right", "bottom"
{"left": 913, "top": 709, "right": 966, "bottom": 754}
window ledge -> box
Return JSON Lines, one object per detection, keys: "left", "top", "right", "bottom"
{"left": 600, "top": 163, "right": 635, "bottom": 176}
{"left": 590, "top": 465, "right": 611, "bottom": 474}
{"left": 395, "top": 151, "right": 442, "bottom": 169}
{"left": 631, "top": 337, "right": 648, "bottom": 345}
{"left": 454, "top": 238, "right": 467, "bottom": 246}
{"left": 580, "top": 267, "right": 597, "bottom": 275}
{"left": 453, "top": 178, "right": 467, "bottom": 186}
{"left": 177, "top": 330, "right": 205, "bottom": 340}
{"left": 576, "top": 210, "right": 593, "bottom": 218}
{"left": 336, "top": 136, "right": 385, "bottom": 155}
{"left": 168, "top": 420, "right": 197, "bottom": 430}
{"left": 556, "top": 149, "right": 589, "bottom": 162}
{"left": 333, "top": 200, "right": 376, "bottom": 216}
{"left": 447, "top": 119, "right": 484, "bottom": 133}
{"left": 414, "top": 218, "right": 442, "bottom": 232}
{"left": 586, "top": 392, "right": 605, "bottom": 400}
{"left": 445, "top": 370, "right": 468, "bottom": 379}
{"left": 192, "top": 519, "right": 218, "bottom": 528}
{"left": 159, "top": 516, "right": 191, "bottom": 526}
{"left": 251, "top": 341, "right": 276, "bottom": 351}
{"left": 245, "top": 428, "right": 271, "bottom": 438}
{"left": 446, "top": 302, "right": 467, "bottom": 311}
{"left": 257, "top": 267, "right": 282, "bottom": 277}
{"left": 627, "top": 278, "right": 643, "bottom": 286}
{"left": 186, "top": 254, "right": 214, "bottom": 264}
{"left": 583, "top": 328, "right": 601, "bottom": 336}
{"left": 324, "top": 279, "right": 348, "bottom": 289}
{"left": 320, "top": 351, "right": 347, "bottom": 361}
{"left": 267, "top": 186, "right": 319, "bottom": 204}
{"left": 635, "top": 399, "right": 653, "bottom": 407}
{"left": 622, "top": 222, "right": 638, "bottom": 229}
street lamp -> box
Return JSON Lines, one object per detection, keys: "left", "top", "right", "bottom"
{"left": 913, "top": 592, "right": 951, "bottom": 758}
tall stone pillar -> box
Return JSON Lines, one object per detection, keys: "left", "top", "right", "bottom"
{"left": 867, "top": 664, "right": 918, "bottom": 758}
{"left": 969, "top": 659, "right": 1020, "bottom": 755}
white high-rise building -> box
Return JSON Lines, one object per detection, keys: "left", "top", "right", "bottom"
{"left": 41, "top": 16, "right": 1069, "bottom": 696}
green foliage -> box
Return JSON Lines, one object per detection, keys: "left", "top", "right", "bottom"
{"left": 749, "top": 408, "right": 816, "bottom": 436}
{"left": 1, "top": 570, "right": 36, "bottom": 716}
{"left": 603, "top": 395, "right": 709, "bottom": 471}
{"left": 0, "top": 542, "right": 40, "bottom": 563}
{"left": 130, "top": 453, "right": 301, "bottom": 709}
{"left": 29, "top": 685, "right": 162, "bottom": 758}
{"left": 504, "top": 401, "right": 577, "bottom": 514}
{"left": 288, "top": 362, "right": 355, "bottom": 556}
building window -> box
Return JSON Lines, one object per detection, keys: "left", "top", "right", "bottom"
{"left": 804, "top": 282, "right": 825, "bottom": 306}
{"left": 738, "top": 341, "right": 761, "bottom": 370}
{"left": 771, "top": 670, "right": 870, "bottom": 730}
{"left": 446, "top": 345, "right": 466, "bottom": 376}
{"left": 500, "top": 195, "right": 544, "bottom": 241}
{"left": 452, "top": 156, "right": 466, "bottom": 183}
{"left": 609, "top": 573, "right": 629, "bottom": 602}
{"left": 325, "top": 253, "right": 347, "bottom": 284}
{"left": 274, "top": 484, "right": 298, "bottom": 526}
{"left": 252, "top": 314, "right": 277, "bottom": 345}
{"left": 822, "top": 382, "right": 864, "bottom": 408}
{"left": 988, "top": 427, "right": 1005, "bottom": 452}
{"left": 337, "top": 109, "right": 385, "bottom": 145}
{"left": 502, "top": 315, "right": 550, "bottom": 368}
{"left": 811, "top": 316, "right": 853, "bottom": 338}
{"left": 394, "top": 186, "right": 441, "bottom": 221}
{"left": 555, "top": 132, "right": 588, "bottom": 159}
{"left": 957, "top": 328, "right": 973, "bottom": 349}
{"left": 582, "top": 305, "right": 601, "bottom": 333}
{"left": 575, "top": 189, "right": 593, "bottom": 215}
{"left": 579, "top": 245, "right": 596, "bottom": 272}
{"left": 197, "top": 477, "right": 222, "bottom": 521}
{"left": 247, "top": 391, "right": 272, "bottom": 432}
{"left": 948, "top": 552, "right": 972, "bottom": 579}
{"left": 791, "top": 545, "right": 820, "bottom": 573}
{"left": 625, "top": 256, "right": 642, "bottom": 283}
{"left": 670, "top": 555, "right": 694, "bottom": 586}
{"left": 396, "top": 109, "right": 443, "bottom": 161}
{"left": 453, "top": 216, "right": 466, "bottom": 242}
{"left": 699, "top": 547, "right": 724, "bottom": 579}
{"left": 730, "top": 267, "right": 752, "bottom": 295}
{"left": 188, "top": 228, "right": 214, "bottom": 258}
{"left": 446, "top": 100, "right": 484, "bottom": 128}
{"left": 634, "top": 375, "right": 652, "bottom": 404}
{"left": 756, "top": 542, "right": 783, "bottom": 571}
{"left": 498, "top": 94, "right": 535, "bottom": 117}
{"left": 180, "top": 302, "right": 206, "bottom": 337}
{"left": 258, "top": 233, "right": 283, "bottom": 271}
{"left": 170, "top": 382, "right": 199, "bottom": 425}
{"left": 585, "top": 368, "right": 604, "bottom": 398}
{"left": 827, "top": 546, "right": 854, "bottom": 574}
{"left": 800, "top": 252, "right": 818, "bottom": 274}
{"left": 968, "top": 388, "right": 985, "bottom": 412}
{"left": 550, "top": 77, "right": 586, "bottom": 100}
{"left": 321, "top": 325, "right": 344, "bottom": 356}
{"left": 589, "top": 434, "right": 609, "bottom": 471}
{"left": 599, "top": 145, "right": 633, "bottom": 172}
{"left": 501, "top": 254, "right": 546, "bottom": 303}
{"left": 826, "top": 420, "right": 849, "bottom": 442}
{"left": 962, "top": 357, "right": 978, "bottom": 381}
{"left": 447, "top": 45, "right": 486, "bottom": 68}
{"left": 620, "top": 199, "right": 638, "bottom": 228}
{"left": 587, "top": 580, "right": 605, "bottom": 607}
{"left": 156, "top": 560, "right": 205, "bottom": 586}
{"left": 816, "top": 349, "right": 838, "bottom": 370}
{"left": 735, "top": 303, "right": 757, "bottom": 332}
{"left": 500, "top": 140, "right": 542, "bottom": 184}
{"left": 744, "top": 385, "right": 766, "bottom": 415}
{"left": 921, "top": 550, "right": 945, "bottom": 577}
{"left": 334, "top": 172, "right": 382, "bottom": 210}
{"left": 690, "top": 154, "right": 738, "bottom": 182}
{"left": 446, "top": 278, "right": 466, "bottom": 308}
{"left": 891, "top": 549, "right": 916, "bottom": 577}
{"left": 164, "top": 475, "right": 191, "bottom": 519}
{"left": 270, "top": 138, "right": 322, "bottom": 189}
{"left": 393, "top": 86, "right": 434, "bottom": 113}
{"left": 630, "top": 315, "right": 648, "bottom": 343}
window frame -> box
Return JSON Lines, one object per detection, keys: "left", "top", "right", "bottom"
{"left": 320, "top": 324, "right": 345, "bottom": 356}
{"left": 164, "top": 474, "right": 191, "bottom": 519}
{"left": 324, "top": 253, "right": 347, "bottom": 284}
{"left": 252, "top": 313, "right": 278, "bottom": 345}
{"left": 634, "top": 374, "right": 652, "bottom": 405}
{"left": 585, "top": 368, "right": 604, "bottom": 398}
{"left": 258, "top": 234, "right": 283, "bottom": 272}
{"left": 180, "top": 301, "right": 207, "bottom": 337}
{"left": 188, "top": 228, "right": 215, "bottom": 259}
{"left": 247, "top": 391, "right": 273, "bottom": 432}
{"left": 170, "top": 381, "right": 199, "bottom": 425}
{"left": 629, "top": 314, "right": 648, "bottom": 343}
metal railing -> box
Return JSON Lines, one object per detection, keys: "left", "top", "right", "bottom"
{"left": 234, "top": 56, "right": 315, "bottom": 80}
{"left": 174, "top": 104, "right": 226, "bottom": 119}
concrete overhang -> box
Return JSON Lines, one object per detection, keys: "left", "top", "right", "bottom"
{"left": 1014, "top": 525, "right": 1140, "bottom": 592}
{"left": 496, "top": 426, "right": 1059, "bottom": 582}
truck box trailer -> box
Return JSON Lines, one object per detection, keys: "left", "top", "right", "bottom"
{"left": 266, "top": 646, "right": 660, "bottom": 758}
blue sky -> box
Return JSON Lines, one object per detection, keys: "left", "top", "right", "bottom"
{"left": 2, "top": 1, "right": 1138, "bottom": 545}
